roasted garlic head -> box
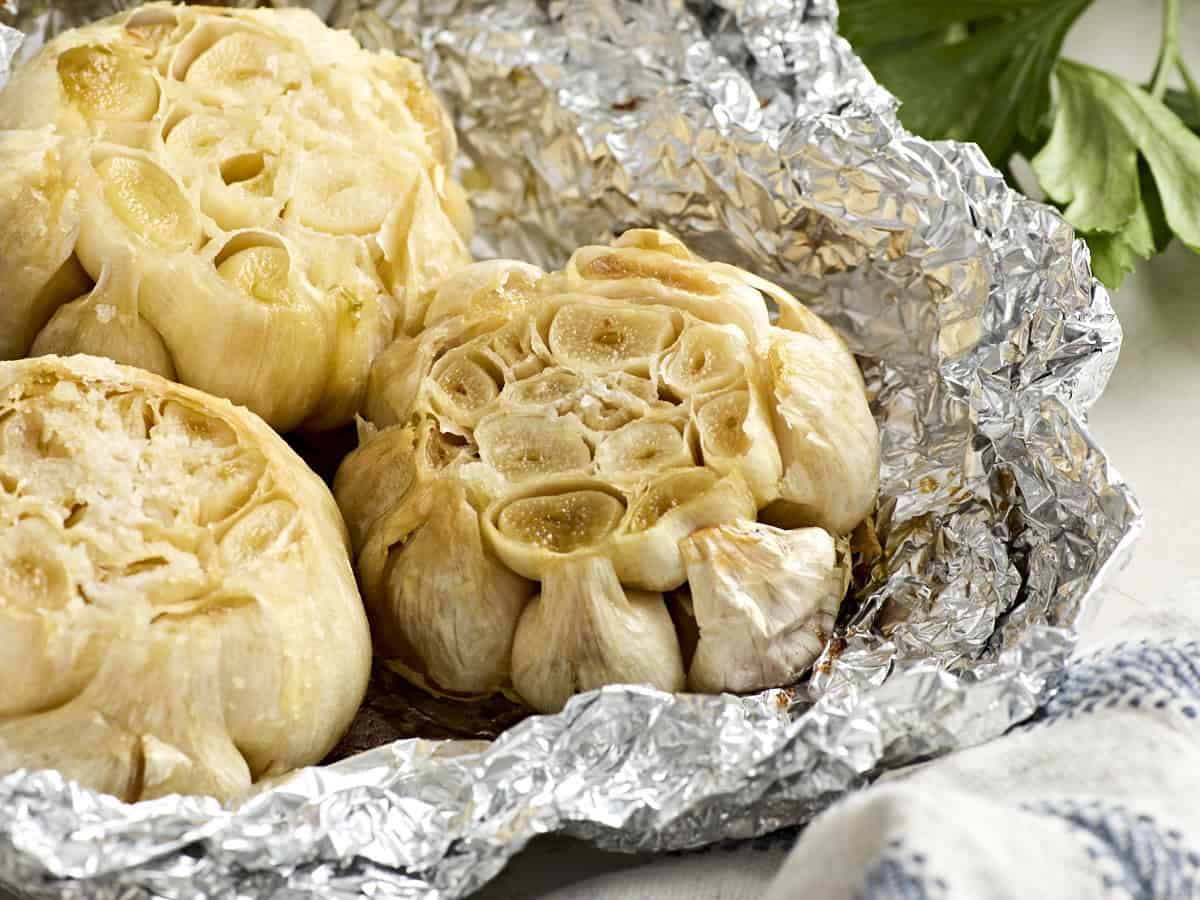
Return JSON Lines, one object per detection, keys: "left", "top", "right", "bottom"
{"left": 335, "top": 230, "right": 878, "bottom": 712}
{"left": 0, "top": 4, "right": 471, "bottom": 431}
{"left": 0, "top": 355, "right": 371, "bottom": 802}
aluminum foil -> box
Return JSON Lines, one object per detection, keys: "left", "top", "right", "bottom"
{"left": 0, "top": 1, "right": 1143, "bottom": 897}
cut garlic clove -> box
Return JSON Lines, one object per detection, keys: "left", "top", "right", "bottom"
{"left": 484, "top": 483, "right": 627, "bottom": 581}
{"left": 422, "top": 259, "right": 545, "bottom": 329}
{"left": 475, "top": 413, "right": 592, "bottom": 483}
{"left": 681, "top": 521, "right": 849, "bottom": 694}
{"left": 660, "top": 322, "right": 746, "bottom": 397}
{"left": 594, "top": 419, "right": 692, "bottom": 480}
{"left": 612, "top": 467, "right": 757, "bottom": 591}
{"left": 215, "top": 245, "right": 294, "bottom": 306}
{"left": 182, "top": 30, "right": 307, "bottom": 99}
{"left": 693, "top": 380, "right": 782, "bottom": 506}
{"left": 510, "top": 555, "right": 684, "bottom": 713}
{"left": 503, "top": 367, "right": 584, "bottom": 409}
{"left": 428, "top": 349, "right": 504, "bottom": 428}
{"left": 290, "top": 152, "right": 407, "bottom": 236}
{"left": 565, "top": 244, "right": 771, "bottom": 340}
{"left": 57, "top": 44, "right": 160, "bottom": 122}
{"left": 94, "top": 154, "right": 200, "bottom": 253}
{"left": 546, "top": 301, "right": 678, "bottom": 376}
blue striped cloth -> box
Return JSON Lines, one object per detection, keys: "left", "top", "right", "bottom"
{"left": 767, "top": 589, "right": 1200, "bottom": 900}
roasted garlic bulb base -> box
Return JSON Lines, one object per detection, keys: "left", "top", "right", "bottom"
{"left": 335, "top": 229, "right": 880, "bottom": 713}
{"left": 0, "top": 4, "right": 471, "bottom": 431}
{"left": 0, "top": 355, "right": 371, "bottom": 802}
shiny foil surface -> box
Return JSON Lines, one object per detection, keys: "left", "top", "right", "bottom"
{"left": 0, "top": 1, "right": 1142, "bottom": 897}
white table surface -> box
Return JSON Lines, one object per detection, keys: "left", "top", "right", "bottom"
{"left": 473, "top": 2, "right": 1200, "bottom": 896}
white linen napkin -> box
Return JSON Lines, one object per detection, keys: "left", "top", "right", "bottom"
{"left": 767, "top": 583, "right": 1200, "bottom": 900}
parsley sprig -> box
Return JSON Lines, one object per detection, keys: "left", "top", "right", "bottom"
{"left": 840, "top": 0, "right": 1200, "bottom": 289}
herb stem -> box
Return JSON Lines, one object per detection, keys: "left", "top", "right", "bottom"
{"left": 1179, "top": 57, "right": 1200, "bottom": 125}
{"left": 1150, "top": 0, "right": 1180, "bottom": 101}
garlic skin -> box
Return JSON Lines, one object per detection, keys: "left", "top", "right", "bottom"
{"left": 374, "top": 477, "right": 534, "bottom": 693}
{"left": 0, "top": 355, "right": 371, "bottom": 802}
{"left": 0, "top": 4, "right": 471, "bottom": 431}
{"left": 764, "top": 329, "right": 880, "bottom": 535}
{"left": 511, "top": 556, "right": 685, "bottom": 714}
{"left": 681, "top": 522, "right": 849, "bottom": 694}
{"left": 337, "top": 229, "right": 879, "bottom": 711}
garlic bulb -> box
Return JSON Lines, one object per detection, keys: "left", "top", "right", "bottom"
{"left": 335, "top": 229, "right": 879, "bottom": 712}
{"left": 0, "top": 355, "right": 371, "bottom": 802}
{"left": 0, "top": 4, "right": 471, "bottom": 431}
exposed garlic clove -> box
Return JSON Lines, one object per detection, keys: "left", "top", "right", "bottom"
{"left": 363, "top": 318, "right": 467, "bottom": 429}
{"left": 562, "top": 243, "right": 772, "bottom": 341}
{"left": 692, "top": 373, "right": 783, "bottom": 507}
{"left": 422, "top": 259, "right": 545, "bottom": 329}
{"left": 681, "top": 521, "right": 849, "bottom": 694}
{"left": 57, "top": 43, "right": 161, "bottom": 123}
{"left": 31, "top": 264, "right": 176, "bottom": 379}
{"left": 483, "top": 481, "right": 628, "bottom": 581}
{"left": 510, "top": 556, "right": 685, "bottom": 713}
{"left": 611, "top": 468, "right": 757, "bottom": 590}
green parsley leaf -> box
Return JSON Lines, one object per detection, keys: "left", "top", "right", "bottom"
{"left": 1163, "top": 87, "right": 1200, "bottom": 132}
{"left": 1032, "top": 59, "right": 1200, "bottom": 284}
{"left": 1031, "top": 61, "right": 1140, "bottom": 234}
{"left": 1137, "top": 157, "right": 1174, "bottom": 256}
{"left": 1085, "top": 178, "right": 1154, "bottom": 290}
{"left": 839, "top": 0, "right": 1049, "bottom": 47}
{"left": 839, "top": 0, "right": 1093, "bottom": 160}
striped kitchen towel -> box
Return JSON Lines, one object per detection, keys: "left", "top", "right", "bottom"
{"left": 768, "top": 583, "right": 1200, "bottom": 900}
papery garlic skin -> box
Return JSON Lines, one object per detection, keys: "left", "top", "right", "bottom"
{"left": 336, "top": 229, "right": 879, "bottom": 712}
{"left": 0, "top": 4, "right": 471, "bottom": 431}
{"left": 681, "top": 522, "right": 849, "bottom": 694}
{"left": 0, "top": 355, "right": 371, "bottom": 802}
{"left": 511, "top": 556, "right": 684, "bottom": 714}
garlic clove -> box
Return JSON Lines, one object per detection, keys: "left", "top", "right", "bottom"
{"left": 612, "top": 468, "right": 757, "bottom": 590}
{"left": 764, "top": 328, "right": 880, "bottom": 534}
{"left": 376, "top": 479, "right": 534, "bottom": 693}
{"left": 681, "top": 521, "right": 849, "bottom": 694}
{"left": 510, "top": 555, "right": 684, "bottom": 713}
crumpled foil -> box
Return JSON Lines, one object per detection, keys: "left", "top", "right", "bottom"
{"left": 0, "top": 1, "right": 1143, "bottom": 897}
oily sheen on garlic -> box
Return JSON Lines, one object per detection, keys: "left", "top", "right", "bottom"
{"left": 0, "top": 355, "right": 371, "bottom": 802}
{"left": 335, "top": 229, "right": 879, "bottom": 712}
{"left": 0, "top": 4, "right": 471, "bottom": 431}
